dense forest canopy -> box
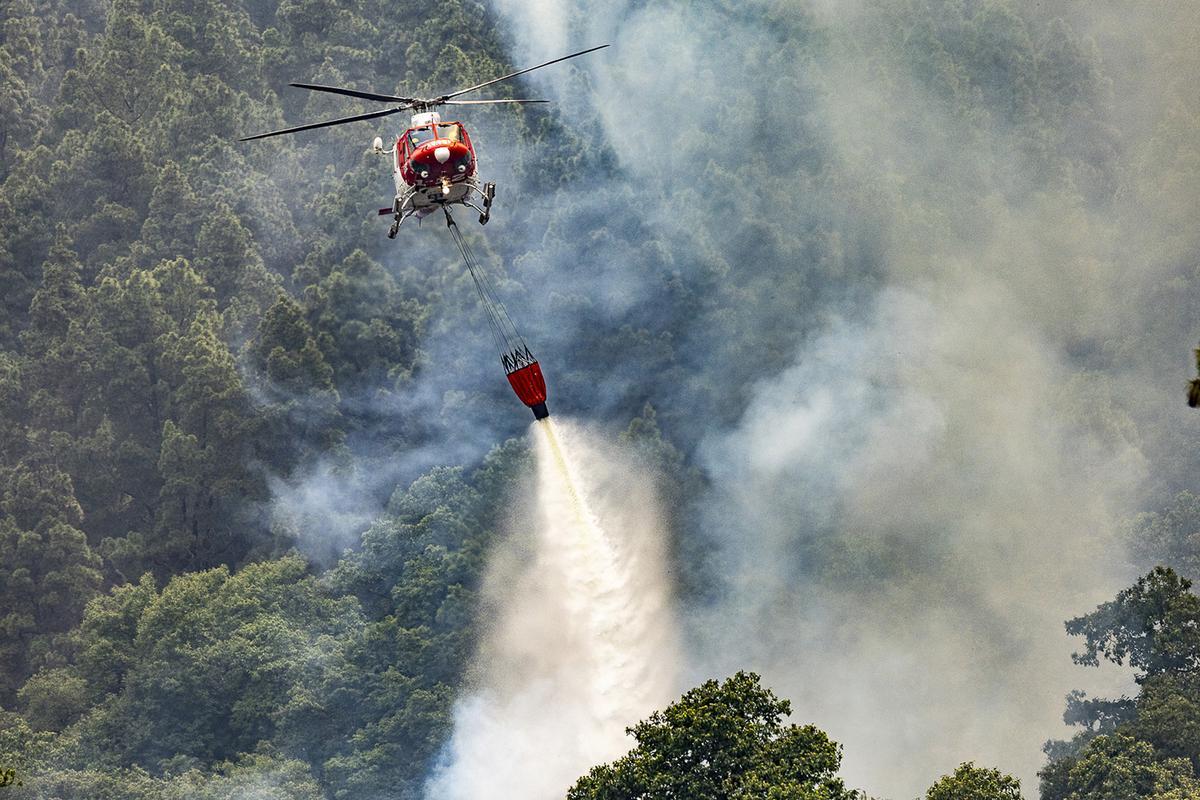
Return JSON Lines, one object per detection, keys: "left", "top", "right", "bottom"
{"left": 0, "top": 0, "right": 1198, "bottom": 798}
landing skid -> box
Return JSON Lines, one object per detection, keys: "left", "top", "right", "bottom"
{"left": 460, "top": 183, "right": 495, "bottom": 224}
{"left": 382, "top": 193, "right": 416, "bottom": 239}
{"left": 383, "top": 180, "right": 495, "bottom": 237}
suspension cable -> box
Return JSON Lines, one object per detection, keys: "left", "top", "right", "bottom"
{"left": 444, "top": 209, "right": 529, "bottom": 366}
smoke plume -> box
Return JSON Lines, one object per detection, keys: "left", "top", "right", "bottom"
{"left": 481, "top": 1, "right": 1200, "bottom": 796}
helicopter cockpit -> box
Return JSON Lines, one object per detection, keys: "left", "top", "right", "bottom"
{"left": 407, "top": 127, "right": 436, "bottom": 148}
{"left": 409, "top": 124, "right": 465, "bottom": 147}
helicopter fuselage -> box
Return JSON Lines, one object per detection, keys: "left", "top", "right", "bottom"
{"left": 377, "top": 111, "right": 495, "bottom": 236}
{"left": 396, "top": 114, "right": 475, "bottom": 185}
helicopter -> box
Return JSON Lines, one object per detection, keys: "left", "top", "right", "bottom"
{"left": 240, "top": 45, "right": 608, "bottom": 238}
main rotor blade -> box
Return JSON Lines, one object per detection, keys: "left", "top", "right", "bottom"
{"left": 442, "top": 98, "right": 550, "bottom": 105}
{"left": 240, "top": 106, "right": 406, "bottom": 141}
{"left": 290, "top": 82, "right": 416, "bottom": 104}
{"left": 439, "top": 44, "right": 609, "bottom": 101}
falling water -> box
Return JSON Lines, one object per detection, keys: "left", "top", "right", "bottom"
{"left": 425, "top": 417, "right": 678, "bottom": 799}
{"left": 535, "top": 418, "right": 665, "bottom": 726}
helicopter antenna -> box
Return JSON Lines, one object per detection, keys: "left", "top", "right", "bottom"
{"left": 239, "top": 45, "right": 608, "bottom": 141}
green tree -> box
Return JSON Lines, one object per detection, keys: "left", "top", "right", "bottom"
{"left": 0, "top": 0, "right": 47, "bottom": 180}
{"left": 1052, "top": 734, "right": 1200, "bottom": 800}
{"left": 305, "top": 249, "right": 425, "bottom": 393}
{"left": 17, "top": 667, "right": 90, "bottom": 732}
{"left": 192, "top": 202, "right": 279, "bottom": 326}
{"left": 60, "top": 556, "right": 361, "bottom": 770}
{"left": 161, "top": 752, "right": 325, "bottom": 800}
{"left": 1065, "top": 567, "right": 1200, "bottom": 679}
{"left": 0, "top": 351, "right": 24, "bottom": 456}
{"left": 152, "top": 305, "right": 264, "bottom": 571}
{"left": 20, "top": 232, "right": 89, "bottom": 435}
{"left": 132, "top": 162, "right": 206, "bottom": 267}
{"left": 0, "top": 505, "right": 102, "bottom": 703}
{"left": 567, "top": 672, "right": 861, "bottom": 800}
{"left": 1126, "top": 494, "right": 1200, "bottom": 582}
{"left": 1042, "top": 570, "right": 1200, "bottom": 799}
{"left": 925, "top": 762, "right": 1023, "bottom": 800}
{"left": 23, "top": 232, "right": 87, "bottom": 359}
{"left": 73, "top": 574, "right": 159, "bottom": 699}
{"left": 248, "top": 294, "right": 344, "bottom": 459}
{"left": 1125, "top": 673, "right": 1200, "bottom": 768}
{"left": 57, "top": 0, "right": 185, "bottom": 134}
{"left": 305, "top": 442, "right": 529, "bottom": 798}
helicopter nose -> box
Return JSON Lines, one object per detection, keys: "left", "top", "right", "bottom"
{"left": 434, "top": 146, "right": 451, "bottom": 164}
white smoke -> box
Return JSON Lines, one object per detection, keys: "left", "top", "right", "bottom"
{"left": 483, "top": 1, "right": 1200, "bottom": 797}
{"left": 694, "top": 285, "right": 1140, "bottom": 794}
{"left": 425, "top": 418, "right": 679, "bottom": 799}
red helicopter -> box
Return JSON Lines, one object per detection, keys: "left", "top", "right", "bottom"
{"left": 241, "top": 45, "right": 608, "bottom": 238}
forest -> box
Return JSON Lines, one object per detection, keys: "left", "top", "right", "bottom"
{"left": 1, "top": 0, "right": 1199, "bottom": 798}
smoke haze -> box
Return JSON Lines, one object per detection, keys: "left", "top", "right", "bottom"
{"left": 477, "top": 1, "right": 1200, "bottom": 796}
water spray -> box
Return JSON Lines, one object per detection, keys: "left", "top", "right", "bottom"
{"left": 426, "top": 419, "right": 679, "bottom": 799}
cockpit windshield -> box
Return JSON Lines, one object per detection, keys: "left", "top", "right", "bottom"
{"left": 437, "top": 123, "right": 463, "bottom": 143}
{"left": 407, "top": 127, "right": 435, "bottom": 148}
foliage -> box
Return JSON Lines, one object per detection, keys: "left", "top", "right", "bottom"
{"left": 0, "top": 751, "right": 323, "bottom": 800}
{"left": 0, "top": 508, "right": 101, "bottom": 704}
{"left": 1126, "top": 494, "right": 1200, "bottom": 582}
{"left": 925, "top": 762, "right": 1024, "bottom": 800}
{"left": 1065, "top": 567, "right": 1200, "bottom": 679}
{"left": 1046, "top": 734, "right": 1200, "bottom": 800}
{"left": 1042, "top": 569, "right": 1200, "bottom": 799}
{"left": 567, "top": 672, "right": 861, "bottom": 800}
